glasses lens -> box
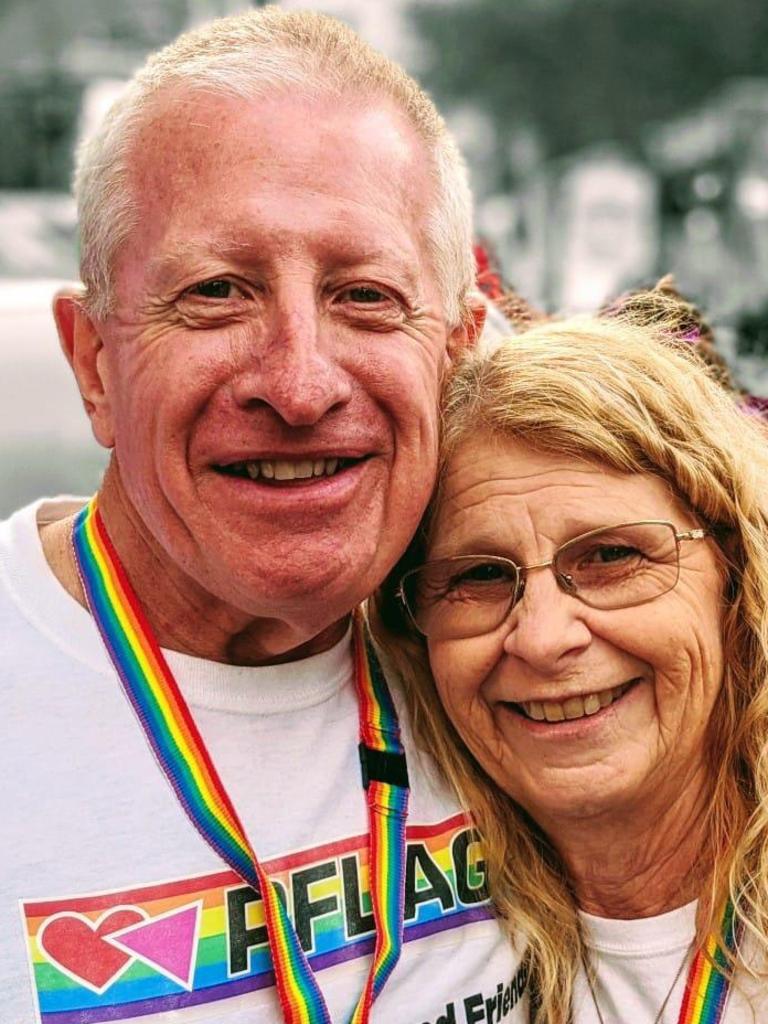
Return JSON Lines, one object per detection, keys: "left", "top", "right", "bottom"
{"left": 556, "top": 522, "right": 679, "bottom": 609}
{"left": 402, "top": 556, "right": 517, "bottom": 639}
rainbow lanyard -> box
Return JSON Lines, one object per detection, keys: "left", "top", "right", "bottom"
{"left": 72, "top": 497, "right": 410, "bottom": 1024}
{"left": 677, "top": 901, "right": 742, "bottom": 1024}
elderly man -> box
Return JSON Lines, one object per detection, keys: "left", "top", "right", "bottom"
{"left": 0, "top": 9, "right": 527, "bottom": 1024}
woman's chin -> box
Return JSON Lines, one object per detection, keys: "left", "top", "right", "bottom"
{"left": 492, "top": 756, "right": 654, "bottom": 831}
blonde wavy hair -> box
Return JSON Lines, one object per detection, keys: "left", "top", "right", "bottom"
{"left": 371, "top": 297, "right": 768, "bottom": 1022}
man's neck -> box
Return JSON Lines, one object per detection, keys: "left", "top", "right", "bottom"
{"left": 539, "top": 768, "right": 712, "bottom": 919}
{"left": 38, "top": 485, "right": 350, "bottom": 667}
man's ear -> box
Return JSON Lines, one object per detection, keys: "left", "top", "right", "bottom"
{"left": 52, "top": 287, "right": 115, "bottom": 449}
{"left": 446, "top": 291, "right": 487, "bottom": 362}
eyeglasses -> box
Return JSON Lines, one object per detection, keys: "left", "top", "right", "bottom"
{"left": 397, "top": 520, "right": 710, "bottom": 641}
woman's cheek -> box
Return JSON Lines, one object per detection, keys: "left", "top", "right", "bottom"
{"left": 432, "top": 651, "right": 502, "bottom": 763}
{"left": 431, "top": 637, "right": 492, "bottom": 705}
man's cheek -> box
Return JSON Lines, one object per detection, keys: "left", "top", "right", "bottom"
{"left": 385, "top": 328, "right": 449, "bottom": 387}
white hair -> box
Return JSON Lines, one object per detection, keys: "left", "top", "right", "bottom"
{"left": 74, "top": 6, "right": 474, "bottom": 327}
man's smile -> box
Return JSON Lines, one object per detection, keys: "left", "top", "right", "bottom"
{"left": 214, "top": 455, "right": 366, "bottom": 483}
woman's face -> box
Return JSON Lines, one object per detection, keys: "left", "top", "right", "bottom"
{"left": 424, "top": 434, "right": 726, "bottom": 829}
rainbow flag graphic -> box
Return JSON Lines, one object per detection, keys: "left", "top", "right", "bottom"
{"left": 21, "top": 815, "right": 491, "bottom": 1022}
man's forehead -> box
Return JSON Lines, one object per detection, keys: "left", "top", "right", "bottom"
{"left": 119, "top": 86, "right": 437, "bottom": 289}
{"left": 133, "top": 85, "right": 429, "bottom": 186}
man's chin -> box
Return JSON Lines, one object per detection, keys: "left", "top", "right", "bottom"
{"left": 198, "top": 548, "right": 379, "bottom": 620}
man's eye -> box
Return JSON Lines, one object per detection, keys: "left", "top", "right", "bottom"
{"left": 190, "top": 279, "right": 236, "bottom": 299}
{"left": 344, "top": 286, "right": 388, "bottom": 304}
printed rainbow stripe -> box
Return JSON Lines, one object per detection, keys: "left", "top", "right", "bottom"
{"left": 351, "top": 632, "right": 409, "bottom": 1021}
{"left": 677, "top": 901, "right": 741, "bottom": 1024}
{"left": 72, "top": 498, "right": 410, "bottom": 1024}
{"left": 22, "top": 814, "right": 489, "bottom": 1021}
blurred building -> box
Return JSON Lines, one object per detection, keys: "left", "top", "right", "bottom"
{"left": 650, "top": 79, "right": 768, "bottom": 314}
{"left": 467, "top": 73, "right": 768, "bottom": 377}
{"left": 546, "top": 148, "right": 659, "bottom": 312}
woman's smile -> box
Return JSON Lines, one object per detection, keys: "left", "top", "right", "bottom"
{"left": 501, "top": 675, "right": 641, "bottom": 725}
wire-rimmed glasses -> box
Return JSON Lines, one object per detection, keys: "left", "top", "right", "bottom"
{"left": 397, "top": 520, "right": 710, "bottom": 641}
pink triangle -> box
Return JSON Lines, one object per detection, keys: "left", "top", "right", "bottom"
{"left": 106, "top": 902, "right": 200, "bottom": 990}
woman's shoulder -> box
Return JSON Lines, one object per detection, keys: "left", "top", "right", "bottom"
{"left": 730, "top": 936, "right": 768, "bottom": 1022}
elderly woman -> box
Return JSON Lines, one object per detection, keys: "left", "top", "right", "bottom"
{"left": 372, "top": 299, "right": 768, "bottom": 1024}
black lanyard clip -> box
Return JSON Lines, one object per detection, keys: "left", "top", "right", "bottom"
{"left": 358, "top": 743, "right": 409, "bottom": 790}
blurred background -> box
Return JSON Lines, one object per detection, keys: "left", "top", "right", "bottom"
{"left": 3, "top": 0, "right": 768, "bottom": 513}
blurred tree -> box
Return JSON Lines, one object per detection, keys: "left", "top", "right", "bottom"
{"left": 0, "top": 72, "right": 80, "bottom": 188}
{"left": 411, "top": 0, "right": 768, "bottom": 159}
{"left": 737, "top": 302, "right": 768, "bottom": 357}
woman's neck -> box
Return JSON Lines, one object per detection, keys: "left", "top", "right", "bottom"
{"left": 543, "top": 769, "right": 712, "bottom": 919}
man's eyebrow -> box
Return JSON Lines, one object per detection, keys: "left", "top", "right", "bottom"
{"left": 330, "top": 246, "right": 422, "bottom": 288}
{"left": 147, "top": 240, "right": 254, "bottom": 276}
{"left": 147, "top": 240, "right": 422, "bottom": 288}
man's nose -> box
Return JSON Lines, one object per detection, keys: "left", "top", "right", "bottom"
{"left": 501, "top": 569, "right": 592, "bottom": 671}
{"left": 231, "top": 301, "right": 352, "bottom": 427}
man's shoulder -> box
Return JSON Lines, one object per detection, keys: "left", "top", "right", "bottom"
{"left": 1, "top": 494, "right": 80, "bottom": 591}
{"left": 0, "top": 497, "right": 47, "bottom": 601}
{"left": 0, "top": 495, "right": 94, "bottom": 663}
{"left": 1, "top": 495, "right": 85, "bottom": 549}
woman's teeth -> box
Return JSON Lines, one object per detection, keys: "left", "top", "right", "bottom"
{"left": 519, "top": 681, "right": 634, "bottom": 722}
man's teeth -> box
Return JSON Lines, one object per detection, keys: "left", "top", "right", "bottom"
{"left": 520, "top": 682, "right": 633, "bottom": 722}
{"left": 226, "top": 458, "right": 342, "bottom": 480}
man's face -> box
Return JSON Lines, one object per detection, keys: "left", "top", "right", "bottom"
{"left": 87, "top": 89, "right": 465, "bottom": 631}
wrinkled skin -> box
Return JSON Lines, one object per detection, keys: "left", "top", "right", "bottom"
{"left": 55, "top": 88, "right": 478, "bottom": 662}
{"left": 426, "top": 435, "right": 726, "bottom": 913}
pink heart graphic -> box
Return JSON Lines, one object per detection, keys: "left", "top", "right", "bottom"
{"left": 39, "top": 906, "right": 148, "bottom": 994}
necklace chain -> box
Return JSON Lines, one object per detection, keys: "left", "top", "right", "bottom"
{"left": 581, "top": 941, "right": 693, "bottom": 1024}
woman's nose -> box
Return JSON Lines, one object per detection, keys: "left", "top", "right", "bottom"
{"left": 501, "top": 567, "right": 592, "bottom": 670}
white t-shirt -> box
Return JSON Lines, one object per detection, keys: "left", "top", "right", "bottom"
{"left": 574, "top": 901, "right": 768, "bottom": 1023}
{"left": 1, "top": 499, "right": 527, "bottom": 1024}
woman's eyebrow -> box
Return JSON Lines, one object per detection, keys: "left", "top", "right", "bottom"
{"left": 430, "top": 535, "right": 522, "bottom": 560}
{"left": 431, "top": 515, "right": 655, "bottom": 560}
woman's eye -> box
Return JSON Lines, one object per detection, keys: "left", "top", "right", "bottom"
{"left": 456, "top": 563, "right": 510, "bottom": 584}
{"left": 591, "top": 545, "right": 642, "bottom": 564}
{"left": 189, "top": 279, "right": 238, "bottom": 300}
{"left": 447, "top": 563, "right": 514, "bottom": 591}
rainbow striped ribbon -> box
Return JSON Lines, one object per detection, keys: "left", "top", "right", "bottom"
{"left": 677, "top": 901, "right": 741, "bottom": 1024}
{"left": 72, "top": 497, "right": 410, "bottom": 1024}
{"left": 350, "top": 628, "right": 410, "bottom": 1021}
